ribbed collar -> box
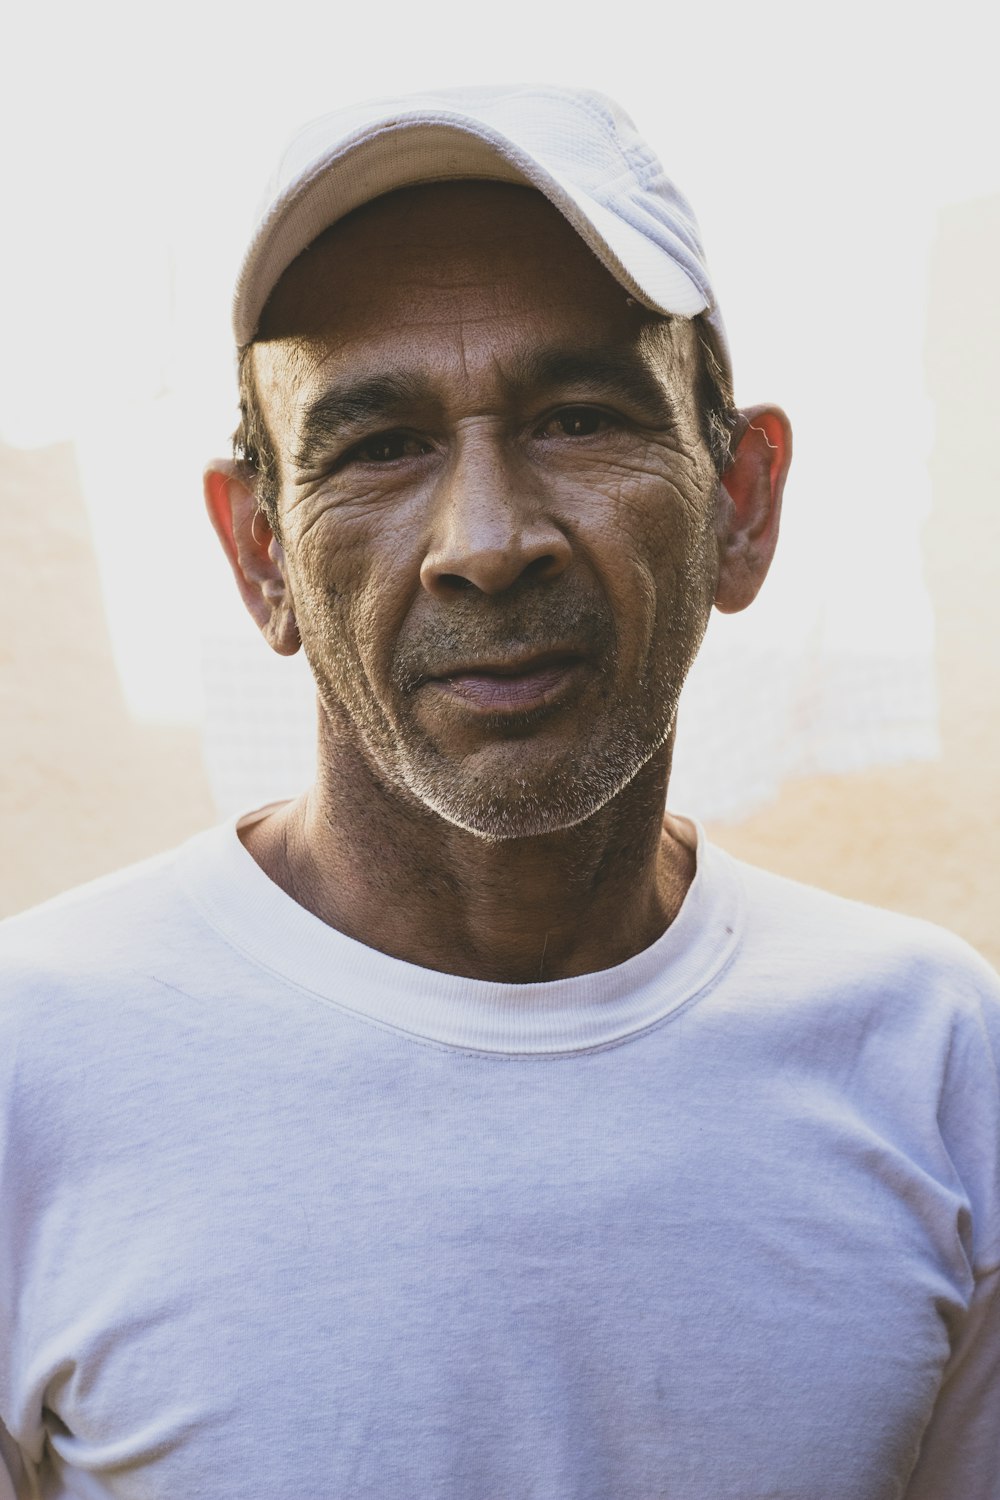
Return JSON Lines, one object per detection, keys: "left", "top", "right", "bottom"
{"left": 175, "top": 809, "right": 744, "bottom": 1055}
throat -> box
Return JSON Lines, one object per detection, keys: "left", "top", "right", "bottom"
{"left": 239, "top": 763, "right": 694, "bottom": 984}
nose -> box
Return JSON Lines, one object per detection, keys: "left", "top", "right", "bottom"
{"left": 419, "top": 435, "right": 572, "bottom": 599}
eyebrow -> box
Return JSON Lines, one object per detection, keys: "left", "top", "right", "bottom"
{"left": 507, "top": 347, "right": 680, "bottom": 428}
{"left": 294, "top": 373, "right": 433, "bottom": 472}
{"left": 291, "top": 344, "right": 678, "bottom": 472}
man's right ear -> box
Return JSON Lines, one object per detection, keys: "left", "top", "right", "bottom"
{"left": 203, "top": 461, "right": 301, "bottom": 656}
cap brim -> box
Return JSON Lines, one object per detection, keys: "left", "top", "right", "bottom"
{"left": 233, "top": 115, "right": 710, "bottom": 348}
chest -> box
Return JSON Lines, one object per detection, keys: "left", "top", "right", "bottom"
{"left": 15, "top": 1053, "right": 963, "bottom": 1499}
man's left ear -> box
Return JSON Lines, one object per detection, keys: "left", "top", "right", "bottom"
{"left": 713, "top": 404, "right": 792, "bottom": 614}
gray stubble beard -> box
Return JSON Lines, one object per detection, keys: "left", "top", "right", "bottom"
{"left": 301, "top": 519, "right": 716, "bottom": 843}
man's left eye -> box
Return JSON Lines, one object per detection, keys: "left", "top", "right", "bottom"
{"left": 540, "top": 406, "right": 612, "bottom": 438}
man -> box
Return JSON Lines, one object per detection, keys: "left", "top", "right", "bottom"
{"left": 1, "top": 86, "right": 997, "bottom": 1499}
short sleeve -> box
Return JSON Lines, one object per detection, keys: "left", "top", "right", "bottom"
{"left": 905, "top": 945, "right": 1000, "bottom": 1496}
{"left": 0, "top": 1417, "right": 25, "bottom": 1500}
{"left": 903, "top": 1262, "right": 1000, "bottom": 1497}
{"left": 935, "top": 945, "right": 1000, "bottom": 1270}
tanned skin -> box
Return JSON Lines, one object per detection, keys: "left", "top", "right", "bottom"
{"left": 205, "top": 183, "right": 791, "bottom": 983}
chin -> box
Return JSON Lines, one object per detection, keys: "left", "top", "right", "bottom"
{"left": 397, "top": 727, "right": 664, "bottom": 842}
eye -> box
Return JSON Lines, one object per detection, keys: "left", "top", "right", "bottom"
{"left": 347, "top": 431, "right": 434, "bottom": 464}
{"left": 538, "top": 405, "right": 615, "bottom": 439}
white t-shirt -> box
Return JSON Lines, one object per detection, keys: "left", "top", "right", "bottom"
{"left": 1, "top": 814, "right": 998, "bottom": 1499}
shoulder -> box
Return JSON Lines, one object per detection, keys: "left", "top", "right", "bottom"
{"left": 0, "top": 826, "right": 252, "bottom": 1142}
{"left": 1, "top": 843, "right": 189, "bottom": 974}
{"left": 711, "top": 847, "right": 1000, "bottom": 1267}
{"left": 708, "top": 841, "right": 1000, "bottom": 1075}
{"left": 0, "top": 828, "right": 234, "bottom": 1045}
{"left": 722, "top": 847, "right": 999, "bottom": 1003}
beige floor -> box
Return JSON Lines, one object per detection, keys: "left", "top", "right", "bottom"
{"left": 2, "top": 194, "right": 997, "bottom": 972}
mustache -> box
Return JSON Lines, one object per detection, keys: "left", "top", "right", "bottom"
{"left": 391, "top": 586, "right": 616, "bottom": 691}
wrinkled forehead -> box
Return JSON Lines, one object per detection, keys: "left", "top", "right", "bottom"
{"left": 257, "top": 182, "right": 678, "bottom": 337}
{"left": 250, "top": 181, "right": 704, "bottom": 424}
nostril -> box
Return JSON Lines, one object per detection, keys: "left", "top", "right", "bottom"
{"left": 523, "top": 554, "right": 558, "bottom": 582}
{"left": 421, "top": 533, "right": 571, "bottom": 597}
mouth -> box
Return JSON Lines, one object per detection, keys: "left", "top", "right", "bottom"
{"left": 424, "top": 649, "right": 587, "bottom": 714}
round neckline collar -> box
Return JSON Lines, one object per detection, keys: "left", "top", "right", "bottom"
{"left": 175, "top": 808, "right": 744, "bottom": 1055}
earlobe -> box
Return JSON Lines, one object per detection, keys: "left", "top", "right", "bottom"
{"left": 713, "top": 404, "right": 792, "bottom": 614}
{"left": 203, "top": 461, "right": 301, "bottom": 656}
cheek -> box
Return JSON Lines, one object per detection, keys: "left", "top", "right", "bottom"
{"left": 570, "top": 457, "right": 713, "bottom": 656}
{"left": 286, "top": 512, "right": 420, "bottom": 689}
{"left": 566, "top": 433, "right": 710, "bottom": 545}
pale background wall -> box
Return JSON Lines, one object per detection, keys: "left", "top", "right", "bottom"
{"left": 707, "top": 193, "right": 1000, "bottom": 969}
{"left": 2, "top": 192, "right": 997, "bottom": 968}
{"left": 1, "top": 440, "right": 215, "bottom": 908}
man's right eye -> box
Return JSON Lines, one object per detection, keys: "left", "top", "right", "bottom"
{"left": 347, "top": 431, "right": 433, "bottom": 465}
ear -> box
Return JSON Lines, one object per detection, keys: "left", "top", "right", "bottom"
{"left": 713, "top": 405, "right": 792, "bottom": 614}
{"left": 203, "top": 461, "right": 301, "bottom": 656}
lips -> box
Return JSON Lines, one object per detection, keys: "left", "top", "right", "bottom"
{"left": 426, "top": 650, "right": 586, "bottom": 713}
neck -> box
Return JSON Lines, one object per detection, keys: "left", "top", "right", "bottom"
{"left": 242, "top": 733, "right": 696, "bottom": 984}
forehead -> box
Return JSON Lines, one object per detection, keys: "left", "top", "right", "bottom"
{"left": 252, "top": 182, "right": 702, "bottom": 420}
{"left": 260, "top": 182, "right": 623, "bottom": 334}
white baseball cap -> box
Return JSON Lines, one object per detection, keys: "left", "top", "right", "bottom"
{"left": 234, "top": 84, "right": 731, "bottom": 381}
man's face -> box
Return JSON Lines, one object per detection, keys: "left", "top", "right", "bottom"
{"left": 251, "top": 182, "right": 724, "bottom": 839}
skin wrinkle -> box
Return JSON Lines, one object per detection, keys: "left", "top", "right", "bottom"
{"left": 286, "top": 353, "right": 686, "bottom": 503}
{"left": 236, "top": 286, "right": 728, "bottom": 534}
{"left": 277, "top": 202, "right": 706, "bottom": 827}
{"left": 210, "top": 182, "right": 789, "bottom": 981}
{"left": 333, "top": 486, "right": 669, "bottom": 821}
